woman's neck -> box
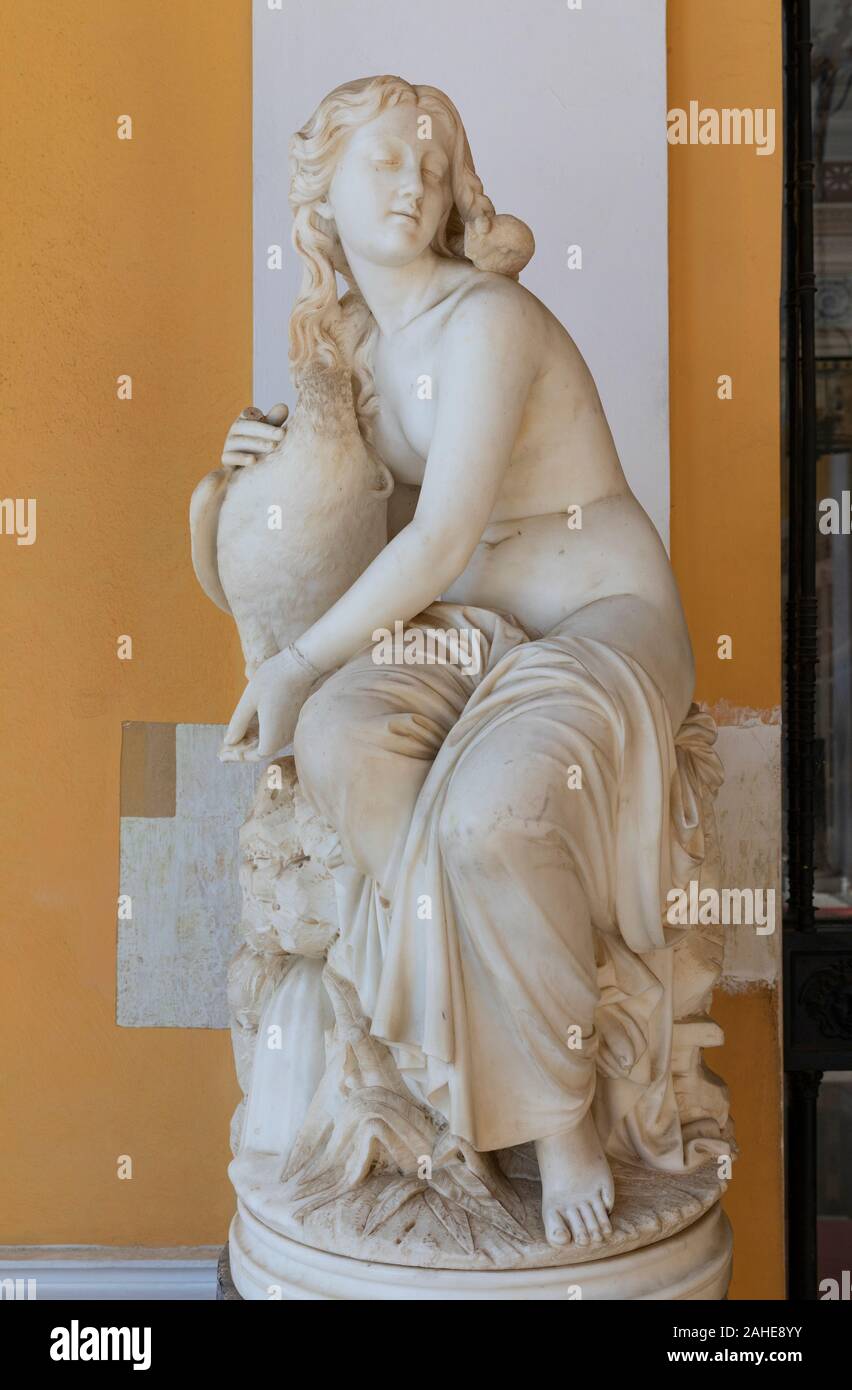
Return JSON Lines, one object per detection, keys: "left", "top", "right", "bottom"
{"left": 342, "top": 245, "right": 447, "bottom": 337}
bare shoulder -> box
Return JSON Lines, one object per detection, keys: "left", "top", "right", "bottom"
{"left": 441, "top": 272, "right": 546, "bottom": 371}
{"left": 449, "top": 271, "right": 542, "bottom": 329}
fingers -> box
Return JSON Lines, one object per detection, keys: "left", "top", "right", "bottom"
{"left": 221, "top": 450, "right": 258, "bottom": 468}
{"left": 218, "top": 735, "right": 260, "bottom": 763}
{"left": 238, "top": 405, "right": 289, "bottom": 429}
{"left": 221, "top": 418, "right": 285, "bottom": 468}
{"left": 222, "top": 407, "right": 288, "bottom": 468}
{"left": 225, "top": 685, "right": 259, "bottom": 746}
{"left": 223, "top": 436, "right": 278, "bottom": 461}
{"left": 229, "top": 419, "right": 285, "bottom": 442}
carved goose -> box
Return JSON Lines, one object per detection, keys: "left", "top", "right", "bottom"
{"left": 189, "top": 363, "right": 393, "bottom": 677}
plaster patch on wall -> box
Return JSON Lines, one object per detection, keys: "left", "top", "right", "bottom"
{"left": 120, "top": 722, "right": 177, "bottom": 817}
{"left": 714, "top": 722, "right": 782, "bottom": 988}
{"left": 707, "top": 700, "right": 782, "bottom": 728}
{"left": 117, "top": 724, "right": 261, "bottom": 1027}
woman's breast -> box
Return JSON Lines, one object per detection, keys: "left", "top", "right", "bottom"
{"left": 371, "top": 399, "right": 430, "bottom": 486}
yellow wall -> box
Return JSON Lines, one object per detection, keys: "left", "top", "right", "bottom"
{"left": 0, "top": 0, "right": 249, "bottom": 1247}
{"left": 1, "top": 0, "right": 783, "bottom": 1295}
{"left": 668, "top": 0, "right": 784, "bottom": 1299}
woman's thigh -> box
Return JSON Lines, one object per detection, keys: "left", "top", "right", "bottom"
{"left": 555, "top": 592, "right": 695, "bottom": 733}
{"left": 294, "top": 645, "right": 474, "bottom": 886}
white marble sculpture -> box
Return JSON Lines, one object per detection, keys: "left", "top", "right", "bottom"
{"left": 191, "top": 75, "right": 735, "bottom": 1299}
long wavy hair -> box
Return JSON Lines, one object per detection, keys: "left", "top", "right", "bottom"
{"left": 288, "top": 76, "right": 533, "bottom": 442}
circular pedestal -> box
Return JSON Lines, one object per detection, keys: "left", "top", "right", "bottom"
{"left": 228, "top": 1200, "right": 732, "bottom": 1300}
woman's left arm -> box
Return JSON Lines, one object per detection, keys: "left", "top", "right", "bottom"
{"left": 225, "top": 282, "right": 540, "bottom": 755}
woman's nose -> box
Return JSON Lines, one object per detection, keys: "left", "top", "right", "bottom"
{"left": 397, "top": 160, "right": 424, "bottom": 204}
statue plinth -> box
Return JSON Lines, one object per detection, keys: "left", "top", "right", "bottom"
{"left": 227, "top": 1202, "right": 731, "bottom": 1301}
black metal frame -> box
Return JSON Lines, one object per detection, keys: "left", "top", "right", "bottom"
{"left": 784, "top": 0, "right": 852, "bottom": 1302}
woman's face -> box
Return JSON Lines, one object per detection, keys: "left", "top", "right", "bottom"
{"left": 323, "top": 103, "right": 452, "bottom": 268}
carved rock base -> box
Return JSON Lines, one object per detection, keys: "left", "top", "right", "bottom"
{"left": 230, "top": 1148, "right": 729, "bottom": 1270}
{"left": 228, "top": 1199, "right": 731, "bottom": 1300}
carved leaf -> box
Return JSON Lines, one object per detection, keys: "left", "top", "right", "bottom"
{"left": 321, "top": 967, "right": 373, "bottom": 1043}
{"left": 432, "top": 1131, "right": 527, "bottom": 1226}
{"left": 363, "top": 1179, "right": 426, "bottom": 1236}
{"left": 423, "top": 1189, "right": 475, "bottom": 1255}
{"left": 346, "top": 1087, "right": 437, "bottom": 1150}
{"left": 429, "top": 1169, "right": 530, "bottom": 1245}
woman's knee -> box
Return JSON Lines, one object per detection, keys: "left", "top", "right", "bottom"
{"left": 294, "top": 671, "right": 431, "bottom": 883}
{"left": 438, "top": 763, "right": 521, "bottom": 876}
{"left": 437, "top": 738, "right": 591, "bottom": 880}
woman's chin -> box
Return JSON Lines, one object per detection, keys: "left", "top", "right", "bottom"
{"left": 366, "top": 227, "right": 434, "bottom": 266}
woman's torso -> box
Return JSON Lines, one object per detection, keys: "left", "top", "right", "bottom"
{"left": 369, "top": 268, "right": 695, "bottom": 727}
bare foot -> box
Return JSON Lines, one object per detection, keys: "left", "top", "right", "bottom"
{"left": 535, "top": 1114, "right": 615, "bottom": 1248}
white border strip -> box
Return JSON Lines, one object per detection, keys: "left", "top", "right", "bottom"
{"left": 0, "top": 1250, "right": 218, "bottom": 1301}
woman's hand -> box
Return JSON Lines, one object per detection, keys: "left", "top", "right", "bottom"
{"left": 220, "top": 645, "right": 319, "bottom": 761}
{"left": 221, "top": 402, "right": 289, "bottom": 469}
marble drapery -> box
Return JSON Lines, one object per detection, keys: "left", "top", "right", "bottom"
{"left": 293, "top": 601, "right": 729, "bottom": 1167}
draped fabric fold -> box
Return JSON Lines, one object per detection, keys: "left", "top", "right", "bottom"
{"left": 307, "top": 601, "right": 726, "bottom": 1166}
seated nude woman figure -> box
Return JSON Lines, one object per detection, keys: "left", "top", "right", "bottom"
{"left": 223, "top": 77, "right": 696, "bottom": 1250}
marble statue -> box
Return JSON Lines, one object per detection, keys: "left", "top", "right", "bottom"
{"left": 191, "top": 75, "right": 735, "bottom": 1299}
